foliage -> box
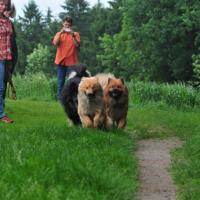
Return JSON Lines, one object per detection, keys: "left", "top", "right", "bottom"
{"left": 11, "top": 73, "right": 200, "bottom": 110}
{"left": 82, "top": 3, "right": 109, "bottom": 73}
{"left": 26, "top": 44, "right": 52, "bottom": 75}
{"left": 13, "top": 0, "right": 200, "bottom": 81}
{"left": 98, "top": 0, "right": 200, "bottom": 81}
{"left": 13, "top": 72, "right": 54, "bottom": 101}
{"left": 97, "top": 14, "right": 139, "bottom": 79}
{"left": 104, "top": 0, "right": 123, "bottom": 35}
{"left": 59, "top": 0, "right": 89, "bottom": 25}
{"left": 128, "top": 80, "right": 199, "bottom": 109}
{"left": 191, "top": 48, "right": 200, "bottom": 88}
{"left": 97, "top": 34, "right": 117, "bottom": 72}
{"left": 15, "top": 0, "right": 44, "bottom": 73}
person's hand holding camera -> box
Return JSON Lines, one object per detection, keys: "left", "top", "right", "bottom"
{"left": 60, "top": 27, "right": 74, "bottom": 37}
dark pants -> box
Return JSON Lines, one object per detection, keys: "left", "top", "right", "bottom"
{"left": 57, "top": 65, "right": 74, "bottom": 101}
{"left": 0, "top": 60, "right": 5, "bottom": 118}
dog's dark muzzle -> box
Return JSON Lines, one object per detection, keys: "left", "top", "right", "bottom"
{"left": 109, "top": 89, "right": 122, "bottom": 98}
{"left": 87, "top": 93, "right": 96, "bottom": 100}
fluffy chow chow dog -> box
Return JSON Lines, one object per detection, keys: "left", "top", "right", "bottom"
{"left": 99, "top": 75, "right": 129, "bottom": 129}
{"left": 61, "top": 63, "right": 90, "bottom": 126}
{"left": 95, "top": 73, "right": 116, "bottom": 89}
{"left": 78, "top": 77, "right": 104, "bottom": 128}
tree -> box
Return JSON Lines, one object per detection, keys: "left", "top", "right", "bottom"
{"left": 44, "top": 7, "right": 53, "bottom": 26}
{"left": 26, "top": 44, "right": 52, "bottom": 75}
{"left": 123, "top": 0, "right": 200, "bottom": 81}
{"left": 105, "top": 0, "right": 123, "bottom": 35}
{"left": 59, "top": 0, "right": 90, "bottom": 32}
{"left": 16, "top": 0, "right": 44, "bottom": 73}
{"left": 191, "top": 48, "right": 200, "bottom": 88}
{"left": 98, "top": 0, "right": 200, "bottom": 81}
{"left": 42, "top": 9, "right": 60, "bottom": 74}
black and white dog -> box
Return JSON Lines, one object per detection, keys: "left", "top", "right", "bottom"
{"left": 61, "top": 63, "right": 91, "bottom": 126}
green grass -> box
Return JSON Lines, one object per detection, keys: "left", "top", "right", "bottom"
{"left": 172, "top": 138, "right": 200, "bottom": 200}
{"left": 13, "top": 73, "right": 57, "bottom": 101}
{"left": 127, "top": 103, "right": 200, "bottom": 139}
{"left": 128, "top": 81, "right": 200, "bottom": 109}
{"left": 128, "top": 103, "right": 200, "bottom": 200}
{"left": 13, "top": 73, "right": 200, "bottom": 109}
{"left": 2, "top": 99, "right": 200, "bottom": 200}
{"left": 0, "top": 100, "right": 137, "bottom": 200}
{"left": 6, "top": 73, "right": 200, "bottom": 200}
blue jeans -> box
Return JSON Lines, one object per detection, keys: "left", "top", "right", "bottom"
{"left": 0, "top": 60, "right": 5, "bottom": 118}
{"left": 57, "top": 65, "right": 74, "bottom": 101}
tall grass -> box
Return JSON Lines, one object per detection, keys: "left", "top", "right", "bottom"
{"left": 128, "top": 80, "right": 200, "bottom": 109}
{"left": 12, "top": 73, "right": 200, "bottom": 109}
{"left": 172, "top": 134, "right": 200, "bottom": 200}
{"left": 13, "top": 73, "right": 57, "bottom": 101}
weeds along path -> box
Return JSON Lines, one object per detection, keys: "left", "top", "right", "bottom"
{"left": 136, "top": 138, "right": 182, "bottom": 200}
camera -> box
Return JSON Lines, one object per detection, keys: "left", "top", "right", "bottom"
{"left": 64, "top": 28, "right": 71, "bottom": 32}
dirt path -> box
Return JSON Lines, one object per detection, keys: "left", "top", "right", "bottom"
{"left": 136, "top": 138, "right": 182, "bottom": 200}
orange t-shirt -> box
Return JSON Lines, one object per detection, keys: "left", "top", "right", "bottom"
{"left": 54, "top": 32, "right": 80, "bottom": 66}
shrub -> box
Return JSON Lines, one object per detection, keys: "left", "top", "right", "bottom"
{"left": 11, "top": 74, "right": 200, "bottom": 109}
{"left": 13, "top": 72, "right": 54, "bottom": 101}
{"left": 128, "top": 81, "right": 200, "bottom": 109}
{"left": 26, "top": 44, "right": 52, "bottom": 75}
{"left": 162, "top": 83, "right": 197, "bottom": 109}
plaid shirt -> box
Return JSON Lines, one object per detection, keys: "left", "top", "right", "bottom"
{"left": 0, "top": 18, "right": 13, "bottom": 60}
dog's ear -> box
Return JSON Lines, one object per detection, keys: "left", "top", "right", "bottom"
{"left": 79, "top": 65, "right": 87, "bottom": 75}
{"left": 72, "top": 63, "right": 87, "bottom": 76}
{"left": 108, "top": 78, "right": 113, "bottom": 84}
{"left": 119, "top": 78, "right": 124, "bottom": 84}
{"left": 94, "top": 77, "right": 99, "bottom": 82}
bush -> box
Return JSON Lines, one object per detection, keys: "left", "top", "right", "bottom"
{"left": 49, "top": 77, "right": 57, "bottom": 100}
{"left": 11, "top": 74, "right": 200, "bottom": 109}
{"left": 13, "top": 72, "right": 55, "bottom": 101}
{"left": 162, "top": 83, "right": 197, "bottom": 109}
{"left": 128, "top": 81, "right": 163, "bottom": 103}
{"left": 26, "top": 44, "right": 52, "bottom": 75}
{"left": 128, "top": 80, "right": 200, "bottom": 109}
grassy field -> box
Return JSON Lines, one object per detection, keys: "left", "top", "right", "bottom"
{"left": 1, "top": 100, "right": 200, "bottom": 199}
{"left": 128, "top": 103, "right": 200, "bottom": 200}
{"left": 0, "top": 100, "right": 137, "bottom": 200}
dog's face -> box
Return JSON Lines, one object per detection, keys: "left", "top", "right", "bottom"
{"left": 79, "top": 77, "right": 102, "bottom": 101}
{"left": 107, "top": 78, "right": 126, "bottom": 99}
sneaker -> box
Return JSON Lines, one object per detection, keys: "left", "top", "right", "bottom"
{"left": 0, "top": 116, "right": 14, "bottom": 124}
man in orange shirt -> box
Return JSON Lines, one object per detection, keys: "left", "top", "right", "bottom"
{"left": 52, "top": 16, "right": 80, "bottom": 100}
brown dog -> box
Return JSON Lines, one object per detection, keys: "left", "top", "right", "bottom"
{"left": 103, "top": 78, "right": 128, "bottom": 129}
{"left": 95, "top": 73, "right": 116, "bottom": 89}
{"left": 78, "top": 77, "right": 104, "bottom": 128}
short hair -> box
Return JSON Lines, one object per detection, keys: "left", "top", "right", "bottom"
{"left": 62, "top": 16, "right": 73, "bottom": 25}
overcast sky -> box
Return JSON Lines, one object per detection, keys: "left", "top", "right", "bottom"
{"left": 14, "top": 0, "right": 109, "bottom": 17}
